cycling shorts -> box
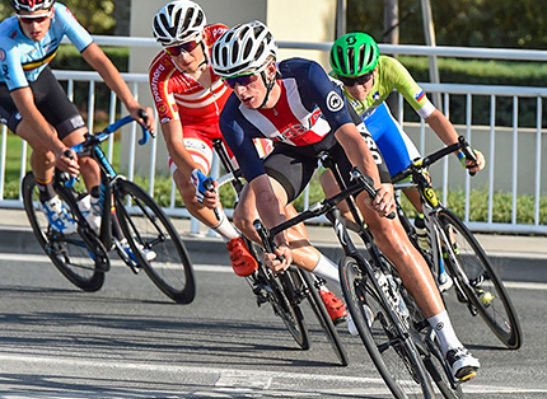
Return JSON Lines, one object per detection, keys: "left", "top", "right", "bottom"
{"left": 168, "top": 123, "right": 273, "bottom": 175}
{"left": 264, "top": 131, "right": 391, "bottom": 203}
{"left": 364, "top": 102, "right": 420, "bottom": 176}
{"left": 0, "top": 67, "right": 85, "bottom": 139}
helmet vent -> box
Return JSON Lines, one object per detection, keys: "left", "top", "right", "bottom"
{"left": 347, "top": 47, "right": 355, "bottom": 75}
{"left": 358, "top": 44, "right": 367, "bottom": 72}
{"left": 335, "top": 46, "right": 346, "bottom": 75}
{"left": 232, "top": 41, "right": 240, "bottom": 64}
{"left": 181, "top": 8, "right": 192, "bottom": 31}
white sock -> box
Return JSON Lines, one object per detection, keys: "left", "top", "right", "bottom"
{"left": 312, "top": 254, "right": 340, "bottom": 288}
{"left": 427, "top": 310, "right": 463, "bottom": 356}
{"left": 211, "top": 212, "right": 239, "bottom": 242}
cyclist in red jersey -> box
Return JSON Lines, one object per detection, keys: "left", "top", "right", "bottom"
{"left": 149, "top": 0, "right": 271, "bottom": 277}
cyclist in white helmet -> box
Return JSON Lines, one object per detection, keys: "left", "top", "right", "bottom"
{"left": 149, "top": 1, "right": 276, "bottom": 279}
{"left": 211, "top": 21, "right": 480, "bottom": 382}
{"left": 0, "top": 0, "right": 154, "bottom": 241}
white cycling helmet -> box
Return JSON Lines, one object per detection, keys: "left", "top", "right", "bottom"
{"left": 10, "top": 0, "right": 55, "bottom": 12}
{"left": 211, "top": 20, "right": 277, "bottom": 77}
{"left": 152, "top": 0, "right": 206, "bottom": 47}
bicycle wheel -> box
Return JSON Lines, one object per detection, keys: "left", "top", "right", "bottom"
{"left": 299, "top": 269, "right": 348, "bottom": 366}
{"left": 262, "top": 266, "right": 310, "bottom": 349}
{"left": 114, "top": 179, "right": 196, "bottom": 304}
{"left": 21, "top": 172, "right": 107, "bottom": 292}
{"left": 437, "top": 209, "right": 522, "bottom": 349}
{"left": 340, "top": 255, "right": 435, "bottom": 399}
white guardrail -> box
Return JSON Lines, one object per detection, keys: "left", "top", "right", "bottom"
{"left": 0, "top": 36, "right": 545, "bottom": 234}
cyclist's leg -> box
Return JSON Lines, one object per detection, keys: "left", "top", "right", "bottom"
{"left": 233, "top": 149, "right": 346, "bottom": 321}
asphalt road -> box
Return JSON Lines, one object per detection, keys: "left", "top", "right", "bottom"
{"left": 0, "top": 251, "right": 546, "bottom": 399}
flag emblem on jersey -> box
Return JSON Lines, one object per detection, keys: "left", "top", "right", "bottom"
{"left": 373, "top": 91, "right": 380, "bottom": 100}
{"left": 415, "top": 90, "right": 426, "bottom": 102}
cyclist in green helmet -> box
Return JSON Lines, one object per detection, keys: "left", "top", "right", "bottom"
{"left": 325, "top": 32, "right": 486, "bottom": 286}
{"left": 322, "top": 32, "right": 484, "bottom": 381}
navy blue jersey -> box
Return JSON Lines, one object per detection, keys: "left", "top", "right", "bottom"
{"left": 219, "top": 58, "right": 353, "bottom": 183}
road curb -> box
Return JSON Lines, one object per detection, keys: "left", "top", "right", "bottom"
{"left": 1, "top": 226, "right": 545, "bottom": 283}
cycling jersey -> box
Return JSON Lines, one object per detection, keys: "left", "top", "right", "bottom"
{"left": 344, "top": 56, "right": 435, "bottom": 120}
{"left": 340, "top": 56, "right": 432, "bottom": 176}
{"left": 0, "top": 3, "right": 93, "bottom": 91}
{"left": 219, "top": 58, "right": 390, "bottom": 199}
{"left": 149, "top": 24, "right": 272, "bottom": 174}
{"left": 148, "top": 24, "right": 230, "bottom": 127}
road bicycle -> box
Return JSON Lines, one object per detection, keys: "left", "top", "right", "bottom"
{"left": 212, "top": 139, "right": 348, "bottom": 366}
{"left": 391, "top": 136, "right": 522, "bottom": 350}
{"left": 255, "top": 148, "right": 464, "bottom": 398}
{"left": 22, "top": 114, "right": 195, "bottom": 304}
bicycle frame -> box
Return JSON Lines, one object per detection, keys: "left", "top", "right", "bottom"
{"left": 67, "top": 117, "right": 150, "bottom": 255}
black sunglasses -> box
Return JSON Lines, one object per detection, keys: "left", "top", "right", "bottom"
{"left": 337, "top": 72, "right": 374, "bottom": 87}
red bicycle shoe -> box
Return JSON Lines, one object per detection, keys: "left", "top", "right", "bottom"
{"left": 227, "top": 237, "right": 258, "bottom": 277}
{"left": 319, "top": 288, "right": 347, "bottom": 325}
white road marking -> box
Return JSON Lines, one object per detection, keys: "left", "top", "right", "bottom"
{"left": 2, "top": 252, "right": 546, "bottom": 288}
{"left": 0, "top": 353, "right": 545, "bottom": 396}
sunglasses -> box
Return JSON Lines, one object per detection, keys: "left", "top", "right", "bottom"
{"left": 338, "top": 72, "right": 374, "bottom": 87}
{"left": 164, "top": 40, "right": 201, "bottom": 56}
{"left": 222, "top": 73, "right": 260, "bottom": 89}
{"left": 16, "top": 10, "right": 53, "bottom": 24}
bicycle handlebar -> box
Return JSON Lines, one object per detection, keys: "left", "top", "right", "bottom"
{"left": 392, "top": 135, "right": 474, "bottom": 183}
{"left": 64, "top": 115, "right": 151, "bottom": 187}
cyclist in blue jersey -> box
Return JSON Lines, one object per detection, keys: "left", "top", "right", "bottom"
{"left": 0, "top": 0, "right": 154, "bottom": 236}
{"left": 325, "top": 32, "right": 485, "bottom": 290}
{"left": 210, "top": 21, "right": 480, "bottom": 381}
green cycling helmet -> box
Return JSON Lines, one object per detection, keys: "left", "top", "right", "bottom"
{"left": 330, "top": 32, "right": 379, "bottom": 77}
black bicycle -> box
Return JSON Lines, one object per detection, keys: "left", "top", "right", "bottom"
{"left": 392, "top": 136, "right": 522, "bottom": 350}
{"left": 212, "top": 139, "right": 348, "bottom": 366}
{"left": 22, "top": 115, "right": 195, "bottom": 304}
{"left": 256, "top": 153, "right": 466, "bottom": 397}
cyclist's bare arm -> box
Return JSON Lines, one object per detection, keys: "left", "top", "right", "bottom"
{"left": 248, "top": 174, "right": 292, "bottom": 268}
{"left": 81, "top": 43, "right": 155, "bottom": 131}
{"left": 10, "top": 87, "right": 79, "bottom": 175}
{"left": 334, "top": 122, "right": 395, "bottom": 216}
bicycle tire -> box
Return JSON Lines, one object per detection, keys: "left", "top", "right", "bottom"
{"left": 299, "top": 269, "right": 349, "bottom": 366}
{"left": 21, "top": 172, "right": 107, "bottom": 292}
{"left": 267, "top": 267, "right": 310, "bottom": 349}
{"left": 437, "top": 209, "right": 522, "bottom": 349}
{"left": 114, "top": 179, "right": 196, "bottom": 304}
{"left": 340, "top": 255, "right": 435, "bottom": 399}
{"left": 378, "top": 253, "right": 463, "bottom": 398}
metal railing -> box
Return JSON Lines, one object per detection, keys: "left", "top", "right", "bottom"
{"left": 1, "top": 37, "right": 545, "bottom": 234}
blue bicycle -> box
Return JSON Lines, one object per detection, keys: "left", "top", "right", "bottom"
{"left": 22, "top": 115, "right": 195, "bottom": 303}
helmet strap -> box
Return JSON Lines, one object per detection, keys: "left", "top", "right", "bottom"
{"left": 197, "top": 42, "right": 208, "bottom": 69}
{"left": 257, "top": 70, "right": 279, "bottom": 109}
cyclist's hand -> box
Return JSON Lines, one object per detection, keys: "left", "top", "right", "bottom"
{"left": 459, "top": 149, "right": 485, "bottom": 173}
{"left": 371, "top": 184, "right": 396, "bottom": 217}
{"left": 190, "top": 169, "right": 219, "bottom": 208}
{"left": 55, "top": 148, "right": 79, "bottom": 177}
{"left": 263, "top": 245, "right": 292, "bottom": 273}
{"left": 128, "top": 105, "right": 155, "bottom": 133}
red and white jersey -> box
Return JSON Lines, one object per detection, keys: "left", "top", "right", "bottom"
{"left": 148, "top": 24, "right": 231, "bottom": 130}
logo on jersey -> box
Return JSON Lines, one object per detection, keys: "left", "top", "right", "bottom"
{"left": 326, "top": 91, "right": 344, "bottom": 112}
{"left": 415, "top": 90, "right": 426, "bottom": 102}
{"left": 0, "top": 49, "right": 5, "bottom": 62}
